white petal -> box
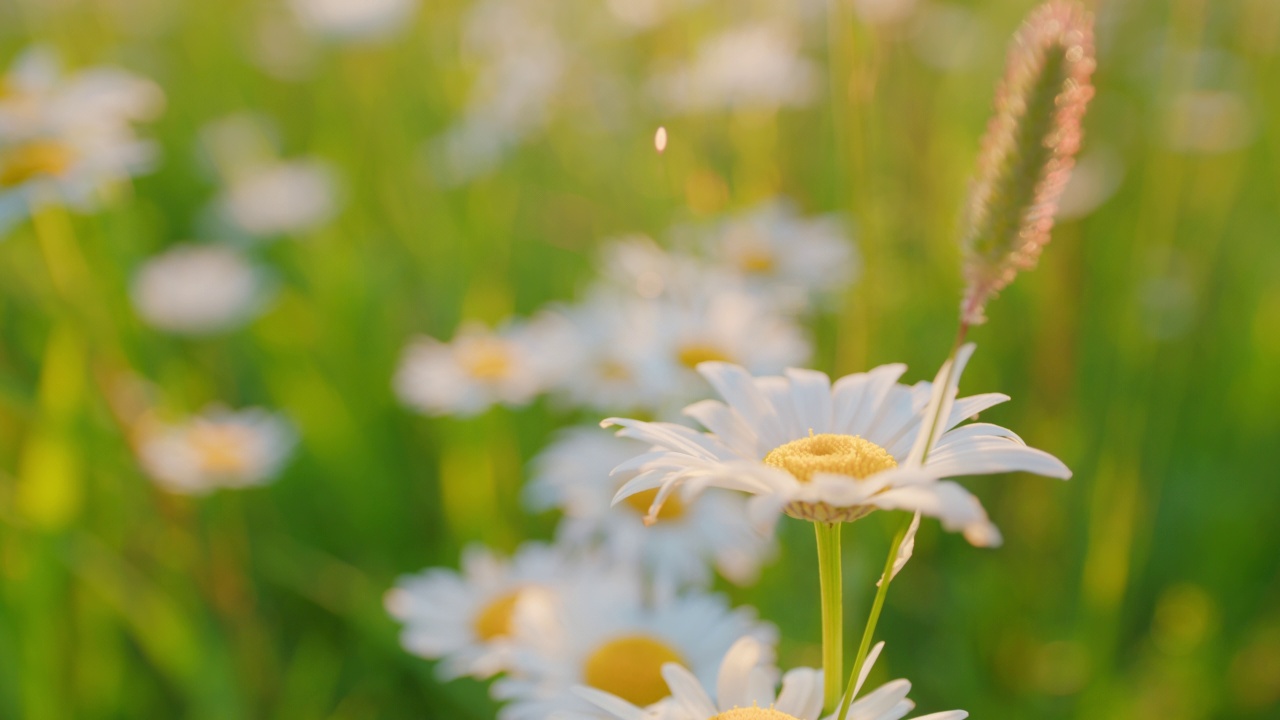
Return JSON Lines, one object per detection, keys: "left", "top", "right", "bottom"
{"left": 573, "top": 687, "right": 649, "bottom": 720}
{"left": 662, "top": 663, "right": 718, "bottom": 718}
{"left": 716, "top": 637, "right": 764, "bottom": 710}
{"left": 775, "top": 668, "right": 824, "bottom": 719}
{"left": 784, "top": 367, "right": 834, "bottom": 434}
{"left": 852, "top": 641, "right": 885, "bottom": 699}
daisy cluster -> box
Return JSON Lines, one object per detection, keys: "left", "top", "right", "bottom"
{"left": 384, "top": 186, "right": 1023, "bottom": 718}
{"left": 386, "top": 200, "right": 870, "bottom": 717}
{"left": 0, "top": 50, "right": 321, "bottom": 497}
{"left": 0, "top": 47, "right": 162, "bottom": 233}
{"left": 395, "top": 199, "right": 854, "bottom": 419}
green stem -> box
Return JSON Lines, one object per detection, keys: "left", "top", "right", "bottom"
{"left": 835, "top": 330, "right": 967, "bottom": 717}
{"left": 836, "top": 517, "right": 910, "bottom": 718}
{"left": 815, "top": 521, "right": 843, "bottom": 712}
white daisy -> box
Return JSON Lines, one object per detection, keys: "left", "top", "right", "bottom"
{"left": 577, "top": 636, "right": 967, "bottom": 720}
{"left": 394, "top": 314, "right": 573, "bottom": 417}
{"left": 525, "top": 426, "right": 775, "bottom": 593}
{"left": 697, "top": 201, "right": 858, "bottom": 307}
{"left": 603, "top": 344, "right": 1071, "bottom": 546}
{"left": 628, "top": 290, "right": 812, "bottom": 410}
{"left": 385, "top": 542, "right": 596, "bottom": 680}
{"left": 650, "top": 25, "right": 819, "bottom": 114}
{"left": 218, "top": 158, "right": 339, "bottom": 238}
{"left": 287, "top": 0, "right": 418, "bottom": 41}
{"left": 494, "top": 578, "right": 776, "bottom": 720}
{"left": 136, "top": 407, "right": 295, "bottom": 495}
{"left": 0, "top": 47, "right": 163, "bottom": 231}
{"left": 131, "top": 243, "right": 273, "bottom": 335}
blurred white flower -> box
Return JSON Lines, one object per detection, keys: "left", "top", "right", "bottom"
{"left": 0, "top": 46, "right": 163, "bottom": 230}
{"left": 385, "top": 543, "right": 596, "bottom": 680}
{"left": 1164, "top": 89, "right": 1256, "bottom": 154}
{"left": 551, "top": 284, "right": 811, "bottom": 415}
{"left": 699, "top": 200, "right": 858, "bottom": 306}
{"left": 136, "top": 407, "right": 295, "bottom": 495}
{"left": 287, "top": 0, "right": 418, "bottom": 41}
{"left": 596, "top": 234, "right": 707, "bottom": 301}
{"left": 651, "top": 25, "right": 818, "bottom": 113}
{"left": 1056, "top": 147, "right": 1125, "bottom": 220}
{"left": 578, "top": 637, "right": 968, "bottom": 720}
{"left": 219, "top": 158, "right": 339, "bottom": 238}
{"left": 526, "top": 426, "right": 775, "bottom": 594}
{"left": 431, "top": 0, "right": 569, "bottom": 183}
{"left": 131, "top": 243, "right": 273, "bottom": 335}
{"left": 394, "top": 315, "right": 574, "bottom": 417}
{"left": 492, "top": 572, "right": 775, "bottom": 720}
{"left": 604, "top": 345, "right": 1071, "bottom": 544}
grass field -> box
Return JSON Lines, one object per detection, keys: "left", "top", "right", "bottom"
{"left": 1, "top": 0, "right": 1278, "bottom": 718}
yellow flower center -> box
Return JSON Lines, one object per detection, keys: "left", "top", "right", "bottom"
{"left": 712, "top": 709, "right": 802, "bottom": 720}
{"left": 458, "top": 338, "right": 513, "bottom": 381}
{"left": 583, "top": 634, "right": 684, "bottom": 707}
{"left": 473, "top": 589, "right": 522, "bottom": 641}
{"left": 0, "top": 141, "right": 75, "bottom": 188}
{"left": 677, "top": 343, "right": 732, "bottom": 369}
{"left": 599, "top": 359, "right": 632, "bottom": 381}
{"left": 621, "top": 487, "right": 686, "bottom": 522}
{"left": 737, "top": 248, "right": 777, "bottom": 274}
{"left": 762, "top": 433, "right": 897, "bottom": 483}
{"left": 188, "top": 425, "right": 253, "bottom": 475}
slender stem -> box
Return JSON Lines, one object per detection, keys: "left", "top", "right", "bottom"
{"left": 836, "top": 517, "right": 910, "bottom": 718}
{"left": 835, "top": 329, "right": 967, "bottom": 717}
{"left": 815, "top": 521, "right": 843, "bottom": 712}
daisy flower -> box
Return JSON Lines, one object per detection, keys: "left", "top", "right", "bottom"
{"left": 131, "top": 243, "right": 273, "bottom": 335}
{"left": 698, "top": 201, "right": 858, "bottom": 306}
{"left": 630, "top": 289, "right": 812, "bottom": 411}
{"left": 287, "top": 0, "right": 418, "bottom": 41}
{"left": 218, "top": 158, "right": 339, "bottom": 238}
{"left": 385, "top": 542, "right": 595, "bottom": 680}
{"left": 650, "top": 24, "right": 819, "bottom": 114}
{"left": 494, "top": 577, "right": 776, "bottom": 720}
{"left": 394, "top": 314, "right": 573, "bottom": 417}
{"left": 526, "top": 426, "right": 775, "bottom": 593}
{"left": 577, "top": 636, "right": 967, "bottom": 720}
{"left": 603, "top": 344, "right": 1070, "bottom": 546}
{"left": 0, "top": 47, "right": 163, "bottom": 231}
{"left": 136, "top": 407, "right": 295, "bottom": 495}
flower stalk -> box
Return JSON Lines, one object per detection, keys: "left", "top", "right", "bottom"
{"left": 815, "top": 521, "right": 843, "bottom": 712}
{"left": 959, "top": 1, "right": 1096, "bottom": 325}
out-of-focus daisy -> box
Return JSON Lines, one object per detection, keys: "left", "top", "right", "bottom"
{"left": 131, "top": 243, "right": 273, "bottom": 335}
{"left": 551, "top": 279, "right": 810, "bottom": 414}
{"left": 430, "top": 0, "right": 569, "bottom": 183}
{"left": 0, "top": 47, "right": 163, "bottom": 230}
{"left": 651, "top": 25, "right": 818, "bottom": 113}
{"left": 287, "top": 0, "right": 418, "bottom": 41}
{"left": 494, "top": 575, "right": 776, "bottom": 720}
{"left": 578, "top": 636, "right": 967, "bottom": 720}
{"left": 394, "top": 315, "right": 573, "bottom": 417}
{"left": 218, "top": 158, "right": 338, "bottom": 238}
{"left": 631, "top": 290, "right": 811, "bottom": 407}
{"left": 136, "top": 407, "right": 295, "bottom": 495}
{"left": 697, "top": 201, "right": 857, "bottom": 306}
{"left": 604, "top": 345, "right": 1071, "bottom": 546}
{"left": 526, "top": 426, "right": 775, "bottom": 593}
{"left": 385, "top": 542, "right": 592, "bottom": 680}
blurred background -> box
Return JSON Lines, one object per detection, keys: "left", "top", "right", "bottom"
{"left": 0, "top": 0, "right": 1278, "bottom": 717}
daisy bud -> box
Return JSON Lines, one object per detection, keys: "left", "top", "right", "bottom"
{"left": 959, "top": 1, "right": 1096, "bottom": 325}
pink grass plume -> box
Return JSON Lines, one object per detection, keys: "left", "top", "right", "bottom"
{"left": 959, "top": 1, "right": 1096, "bottom": 326}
